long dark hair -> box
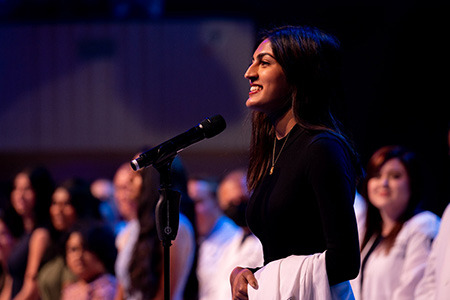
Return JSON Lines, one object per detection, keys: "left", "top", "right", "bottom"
{"left": 56, "top": 178, "right": 101, "bottom": 221}
{"left": 128, "top": 166, "right": 163, "bottom": 299}
{"left": 360, "top": 145, "right": 423, "bottom": 253}
{"left": 247, "top": 25, "right": 358, "bottom": 190}
{"left": 65, "top": 220, "right": 117, "bottom": 275}
{"left": 8, "top": 166, "right": 55, "bottom": 237}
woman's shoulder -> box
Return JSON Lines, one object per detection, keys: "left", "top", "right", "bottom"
{"left": 303, "top": 129, "right": 349, "bottom": 151}
{"left": 177, "top": 213, "right": 195, "bottom": 242}
{"left": 303, "top": 129, "right": 355, "bottom": 166}
{"left": 403, "top": 211, "right": 440, "bottom": 238}
{"left": 30, "top": 227, "right": 51, "bottom": 244}
{"left": 173, "top": 213, "right": 196, "bottom": 255}
{"left": 92, "top": 273, "right": 116, "bottom": 286}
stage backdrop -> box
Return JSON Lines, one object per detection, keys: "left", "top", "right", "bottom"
{"left": 0, "top": 18, "right": 255, "bottom": 181}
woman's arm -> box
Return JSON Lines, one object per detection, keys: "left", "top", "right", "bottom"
{"left": 308, "top": 136, "right": 361, "bottom": 285}
{"left": 0, "top": 273, "right": 13, "bottom": 300}
{"left": 13, "top": 228, "right": 50, "bottom": 300}
{"left": 113, "top": 283, "right": 124, "bottom": 300}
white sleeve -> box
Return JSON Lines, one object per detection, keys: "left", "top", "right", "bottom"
{"left": 392, "top": 212, "right": 440, "bottom": 300}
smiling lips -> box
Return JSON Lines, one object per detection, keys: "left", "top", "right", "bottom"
{"left": 249, "top": 85, "right": 262, "bottom": 95}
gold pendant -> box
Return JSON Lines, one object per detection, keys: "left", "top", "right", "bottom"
{"left": 270, "top": 166, "right": 274, "bottom": 175}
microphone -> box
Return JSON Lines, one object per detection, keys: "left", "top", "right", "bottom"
{"left": 131, "top": 114, "right": 226, "bottom": 171}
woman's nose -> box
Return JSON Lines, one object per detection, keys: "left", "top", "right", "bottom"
{"left": 244, "top": 63, "right": 257, "bottom": 80}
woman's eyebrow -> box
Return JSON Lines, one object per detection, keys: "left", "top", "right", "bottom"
{"left": 252, "top": 52, "right": 275, "bottom": 61}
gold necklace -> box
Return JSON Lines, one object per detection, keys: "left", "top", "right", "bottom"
{"left": 270, "top": 131, "right": 290, "bottom": 175}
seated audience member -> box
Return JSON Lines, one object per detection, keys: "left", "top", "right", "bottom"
{"left": 415, "top": 203, "right": 450, "bottom": 300}
{"left": 62, "top": 221, "right": 117, "bottom": 300}
{"left": 187, "top": 176, "right": 223, "bottom": 243}
{"left": 216, "top": 169, "right": 264, "bottom": 300}
{"left": 114, "top": 163, "right": 195, "bottom": 300}
{"left": 191, "top": 169, "right": 263, "bottom": 300}
{"left": 350, "top": 146, "right": 440, "bottom": 300}
{"left": 38, "top": 178, "right": 101, "bottom": 300}
{"left": 6, "top": 167, "right": 55, "bottom": 300}
{"left": 113, "top": 163, "right": 139, "bottom": 254}
{"left": 188, "top": 175, "right": 240, "bottom": 300}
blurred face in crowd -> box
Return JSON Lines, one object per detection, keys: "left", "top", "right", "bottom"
{"left": 367, "top": 158, "right": 411, "bottom": 221}
{"left": 244, "top": 39, "right": 290, "bottom": 114}
{"left": 217, "top": 174, "right": 249, "bottom": 210}
{"left": 11, "top": 172, "right": 36, "bottom": 217}
{"left": 50, "top": 187, "right": 77, "bottom": 231}
{"left": 217, "top": 171, "right": 250, "bottom": 228}
{"left": 188, "top": 179, "right": 219, "bottom": 237}
{"left": 65, "top": 232, "right": 105, "bottom": 282}
{"left": 113, "top": 165, "right": 141, "bottom": 221}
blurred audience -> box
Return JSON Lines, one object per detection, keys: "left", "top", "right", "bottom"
{"left": 62, "top": 221, "right": 117, "bottom": 300}
{"left": 90, "top": 178, "right": 122, "bottom": 236}
{"left": 114, "top": 163, "right": 195, "bottom": 300}
{"left": 37, "top": 178, "right": 101, "bottom": 300}
{"left": 188, "top": 175, "right": 240, "bottom": 300}
{"left": 168, "top": 157, "right": 199, "bottom": 300}
{"left": 215, "top": 169, "right": 263, "bottom": 300}
{"left": 188, "top": 176, "right": 221, "bottom": 242}
{"left": 1, "top": 141, "right": 447, "bottom": 300}
{"left": 191, "top": 169, "right": 263, "bottom": 300}
{"left": 113, "top": 163, "right": 140, "bottom": 255}
{"left": 351, "top": 145, "right": 440, "bottom": 300}
{"left": 6, "top": 167, "right": 55, "bottom": 300}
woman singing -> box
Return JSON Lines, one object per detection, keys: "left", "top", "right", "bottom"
{"left": 230, "top": 25, "right": 361, "bottom": 299}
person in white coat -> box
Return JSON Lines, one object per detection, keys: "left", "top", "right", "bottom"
{"left": 350, "top": 145, "right": 440, "bottom": 300}
{"left": 415, "top": 203, "right": 450, "bottom": 300}
{"left": 191, "top": 171, "right": 263, "bottom": 300}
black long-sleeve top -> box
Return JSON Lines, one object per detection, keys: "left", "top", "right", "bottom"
{"left": 246, "top": 124, "right": 360, "bottom": 285}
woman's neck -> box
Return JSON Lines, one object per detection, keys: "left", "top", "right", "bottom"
{"left": 274, "top": 108, "right": 297, "bottom": 139}
{"left": 379, "top": 209, "right": 401, "bottom": 237}
{"left": 23, "top": 216, "right": 35, "bottom": 233}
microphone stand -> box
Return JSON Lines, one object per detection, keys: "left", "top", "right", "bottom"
{"left": 154, "top": 156, "right": 181, "bottom": 300}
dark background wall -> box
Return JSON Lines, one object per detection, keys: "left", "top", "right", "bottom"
{"left": 0, "top": 0, "right": 448, "bottom": 215}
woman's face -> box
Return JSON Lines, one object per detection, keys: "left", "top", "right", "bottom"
{"left": 65, "top": 232, "right": 105, "bottom": 282}
{"left": 113, "top": 167, "right": 141, "bottom": 221}
{"left": 11, "top": 173, "right": 36, "bottom": 217}
{"left": 367, "top": 158, "right": 411, "bottom": 219}
{"left": 50, "top": 187, "right": 77, "bottom": 231}
{"left": 244, "top": 39, "right": 290, "bottom": 114}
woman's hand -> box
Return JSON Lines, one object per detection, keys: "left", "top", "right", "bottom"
{"left": 230, "top": 267, "right": 258, "bottom": 300}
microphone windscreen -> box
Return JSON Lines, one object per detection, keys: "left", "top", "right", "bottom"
{"left": 201, "top": 115, "right": 226, "bottom": 138}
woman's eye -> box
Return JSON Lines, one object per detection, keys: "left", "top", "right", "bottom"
{"left": 391, "top": 173, "right": 402, "bottom": 179}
